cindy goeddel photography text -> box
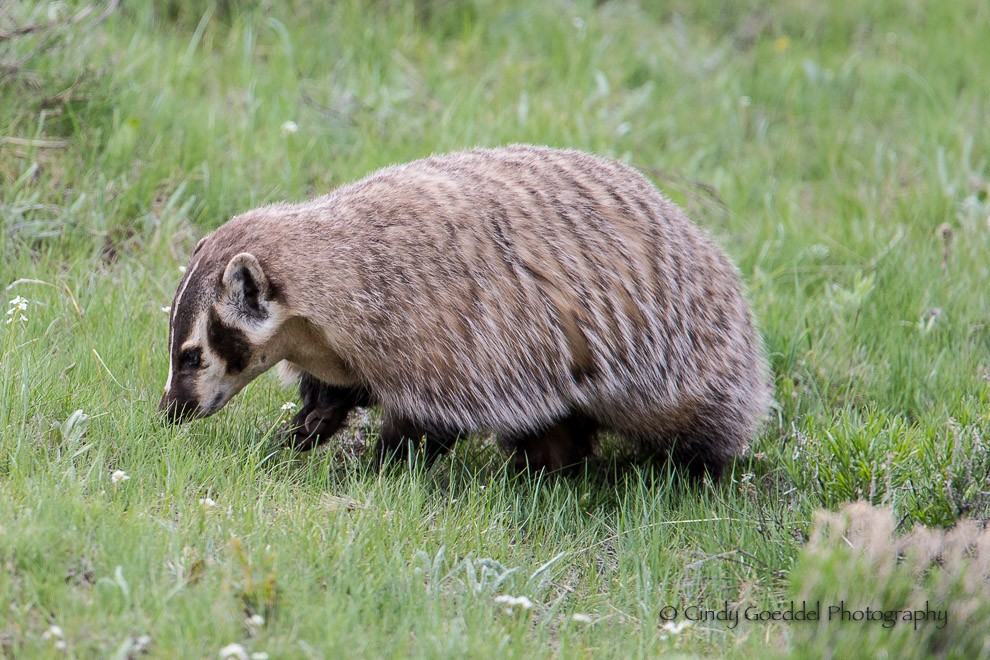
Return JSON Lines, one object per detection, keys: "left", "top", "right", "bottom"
{"left": 658, "top": 601, "right": 948, "bottom": 631}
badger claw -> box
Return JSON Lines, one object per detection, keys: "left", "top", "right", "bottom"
{"left": 282, "top": 405, "right": 349, "bottom": 451}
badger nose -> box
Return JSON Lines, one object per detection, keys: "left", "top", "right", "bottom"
{"left": 157, "top": 393, "right": 197, "bottom": 424}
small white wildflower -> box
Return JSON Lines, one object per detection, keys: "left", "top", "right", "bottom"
{"left": 494, "top": 595, "right": 533, "bottom": 614}
{"left": 161, "top": 306, "right": 171, "bottom": 313}
{"left": 54, "top": 640, "right": 67, "bottom": 650}
{"left": 42, "top": 625, "right": 64, "bottom": 640}
{"left": 5, "top": 296, "right": 29, "bottom": 325}
{"left": 571, "top": 613, "right": 592, "bottom": 624}
{"left": 245, "top": 613, "right": 265, "bottom": 635}
{"left": 219, "top": 643, "right": 249, "bottom": 660}
{"left": 133, "top": 635, "right": 152, "bottom": 653}
{"left": 281, "top": 120, "right": 299, "bottom": 135}
{"left": 280, "top": 401, "right": 297, "bottom": 411}
{"left": 200, "top": 497, "right": 217, "bottom": 509}
{"left": 179, "top": 266, "right": 187, "bottom": 273}
{"left": 662, "top": 620, "right": 692, "bottom": 635}
{"left": 111, "top": 470, "right": 130, "bottom": 485}
{"left": 8, "top": 295, "right": 28, "bottom": 311}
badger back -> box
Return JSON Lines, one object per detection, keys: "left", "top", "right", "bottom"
{"left": 219, "top": 146, "right": 770, "bottom": 435}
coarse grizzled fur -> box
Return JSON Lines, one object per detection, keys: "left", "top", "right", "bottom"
{"left": 158, "top": 145, "right": 772, "bottom": 478}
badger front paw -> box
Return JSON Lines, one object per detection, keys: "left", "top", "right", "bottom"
{"left": 283, "top": 376, "right": 374, "bottom": 451}
{"left": 284, "top": 405, "right": 350, "bottom": 451}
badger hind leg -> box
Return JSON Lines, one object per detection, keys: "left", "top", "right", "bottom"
{"left": 375, "top": 413, "right": 461, "bottom": 467}
{"left": 499, "top": 412, "right": 598, "bottom": 473}
{"left": 646, "top": 409, "right": 749, "bottom": 482}
{"left": 285, "top": 374, "right": 372, "bottom": 451}
{"left": 660, "top": 434, "right": 732, "bottom": 482}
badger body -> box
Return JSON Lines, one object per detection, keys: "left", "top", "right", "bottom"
{"left": 159, "top": 145, "right": 772, "bottom": 477}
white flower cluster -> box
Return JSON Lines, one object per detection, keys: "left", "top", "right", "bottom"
{"left": 245, "top": 613, "right": 265, "bottom": 636}
{"left": 218, "top": 643, "right": 268, "bottom": 660}
{"left": 42, "top": 625, "right": 67, "bottom": 650}
{"left": 662, "top": 620, "right": 692, "bottom": 637}
{"left": 494, "top": 594, "right": 533, "bottom": 614}
{"left": 5, "top": 295, "right": 28, "bottom": 325}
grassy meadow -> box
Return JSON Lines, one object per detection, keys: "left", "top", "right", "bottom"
{"left": 2, "top": 0, "right": 990, "bottom": 656}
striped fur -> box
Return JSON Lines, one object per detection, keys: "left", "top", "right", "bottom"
{"left": 159, "top": 145, "right": 772, "bottom": 476}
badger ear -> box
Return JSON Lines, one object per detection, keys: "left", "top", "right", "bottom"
{"left": 192, "top": 235, "right": 209, "bottom": 257}
{"left": 222, "top": 252, "right": 271, "bottom": 316}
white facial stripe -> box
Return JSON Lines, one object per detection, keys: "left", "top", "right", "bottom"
{"left": 166, "top": 257, "right": 203, "bottom": 392}
{"left": 192, "top": 335, "right": 246, "bottom": 417}
{"left": 182, "top": 315, "right": 208, "bottom": 358}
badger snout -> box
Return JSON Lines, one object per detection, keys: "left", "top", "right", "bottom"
{"left": 158, "top": 392, "right": 198, "bottom": 424}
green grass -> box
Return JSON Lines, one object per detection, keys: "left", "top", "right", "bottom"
{"left": 2, "top": 0, "right": 989, "bottom": 656}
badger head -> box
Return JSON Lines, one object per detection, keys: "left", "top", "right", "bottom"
{"left": 159, "top": 242, "right": 286, "bottom": 423}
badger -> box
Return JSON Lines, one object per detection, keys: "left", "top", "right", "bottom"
{"left": 158, "top": 145, "right": 772, "bottom": 478}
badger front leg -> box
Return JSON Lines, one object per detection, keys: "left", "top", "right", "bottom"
{"left": 498, "top": 411, "right": 599, "bottom": 473}
{"left": 285, "top": 373, "right": 372, "bottom": 451}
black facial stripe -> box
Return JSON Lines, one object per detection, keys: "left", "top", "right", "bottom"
{"left": 169, "top": 276, "right": 207, "bottom": 361}
{"left": 207, "top": 307, "right": 251, "bottom": 374}
{"left": 170, "top": 302, "right": 192, "bottom": 342}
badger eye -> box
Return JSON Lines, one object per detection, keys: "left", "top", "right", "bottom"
{"left": 179, "top": 347, "right": 202, "bottom": 370}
